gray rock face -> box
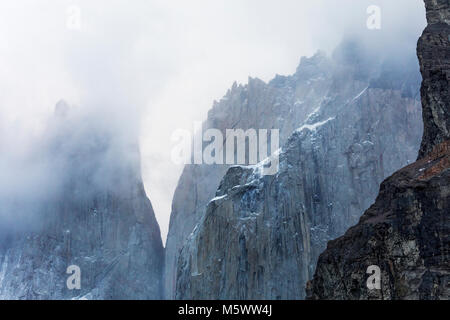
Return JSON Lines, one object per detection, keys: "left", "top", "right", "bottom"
{"left": 0, "top": 105, "right": 164, "bottom": 299}
{"left": 165, "top": 51, "right": 338, "bottom": 298}
{"left": 417, "top": 0, "right": 450, "bottom": 158}
{"left": 307, "top": 0, "right": 450, "bottom": 300}
{"left": 307, "top": 141, "right": 450, "bottom": 300}
{"left": 172, "top": 42, "right": 423, "bottom": 299}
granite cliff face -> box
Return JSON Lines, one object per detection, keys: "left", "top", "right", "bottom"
{"left": 307, "top": 0, "right": 449, "bottom": 300}
{"left": 0, "top": 103, "right": 164, "bottom": 299}
{"left": 171, "top": 41, "right": 424, "bottom": 299}
{"left": 165, "top": 51, "right": 337, "bottom": 298}
{"left": 307, "top": 142, "right": 449, "bottom": 300}
{"left": 417, "top": 0, "right": 450, "bottom": 158}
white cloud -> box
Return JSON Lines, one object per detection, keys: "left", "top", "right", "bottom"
{"left": 0, "top": 0, "right": 426, "bottom": 242}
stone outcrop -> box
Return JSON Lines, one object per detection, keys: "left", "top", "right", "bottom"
{"left": 172, "top": 41, "right": 424, "bottom": 299}
{"left": 307, "top": 0, "right": 450, "bottom": 300}
{"left": 417, "top": 0, "right": 450, "bottom": 158}
{"left": 0, "top": 104, "right": 164, "bottom": 299}
{"left": 165, "top": 51, "right": 337, "bottom": 298}
{"left": 307, "top": 141, "right": 449, "bottom": 299}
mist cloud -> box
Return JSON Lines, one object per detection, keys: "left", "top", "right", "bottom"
{"left": 0, "top": 0, "right": 426, "bottom": 241}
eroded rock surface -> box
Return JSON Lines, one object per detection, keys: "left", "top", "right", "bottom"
{"left": 165, "top": 51, "right": 336, "bottom": 298}
{"left": 418, "top": 0, "right": 450, "bottom": 158}
{"left": 173, "top": 42, "right": 424, "bottom": 299}
{"left": 307, "top": 141, "right": 450, "bottom": 299}
{"left": 307, "top": 0, "right": 450, "bottom": 300}
{"left": 0, "top": 105, "right": 164, "bottom": 299}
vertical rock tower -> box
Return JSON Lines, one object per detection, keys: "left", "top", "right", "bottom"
{"left": 0, "top": 103, "right": 164, "bottom": 299}
{"left": 171, "top": 40, "right": 424, "bottom": 299}
{"left": 307, "top": 0, "right": 450, "bottom": 300}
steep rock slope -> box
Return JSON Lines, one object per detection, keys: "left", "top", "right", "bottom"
{"left": 165, "top": 52, "right": 336, "bottom": 297}
{"left": 173, "top": 44, "right": 423, "bottom": 299}
{"left": 418, "top": 0, "right": 450, "bottom": 158}
{"left": 307, "top": 0, "right": 449, "bottom": 300}
{"left": 0, "top": 103, "right": 164, "bottom": 299}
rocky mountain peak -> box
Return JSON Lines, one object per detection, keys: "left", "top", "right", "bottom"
{"left": 0, "top": 101, "right": 164, "bottom": 300}
{"left": 418, "top": 0, "right": 450, "bottom": 158}
{"left": 54, "top": 99, "right": 70, "bottom": 118}
{"left": 307, "top": 0, "right": 450, "bottom": 300}
{"left": 425, "top": 0, "right": 450, "bottom": 24}
{"left": 171, "top": 36, "right": 424, "bottom": 299}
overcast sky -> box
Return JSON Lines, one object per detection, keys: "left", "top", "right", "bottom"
{"left": 0, "top": 0, "right": 426, "bottom": 242}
